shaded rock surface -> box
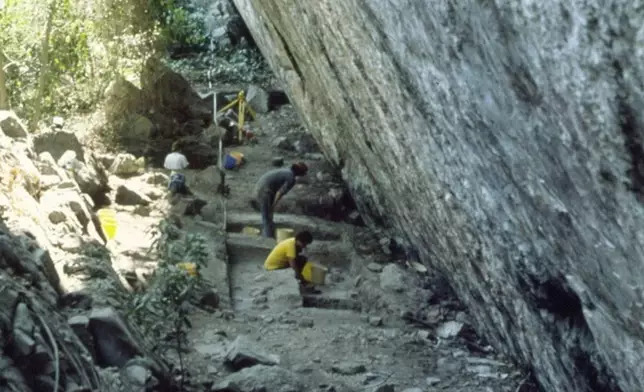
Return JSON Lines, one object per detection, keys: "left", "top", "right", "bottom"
{"left": 232, "top": 2, "right": 644, "bottom": 392}
{"left": 102, "top": 59, "right": 216, "bottom": 169}
{"left": 0, "top": 113, "right": 175, "bottom": 391}
{"left": 212, "top": 365, "right": 304, "bottom": 392}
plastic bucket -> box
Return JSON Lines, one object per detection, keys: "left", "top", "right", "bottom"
{"left": 242, "top": 226, "right": 261, "bottom": 236}
{"left": 97, "top": 208, "right": 117, "bottom": 240}
{"left": 301, "top": 262, "right": 328, "bottom": 285}
{"left": 276, "top": 228, "right": 295, "bottom": 243}
{"left": 224, "top": 151, "right": 245, "bottom": 170}
{"left": 177, "top": 262, "right": 198, "bottom": 277}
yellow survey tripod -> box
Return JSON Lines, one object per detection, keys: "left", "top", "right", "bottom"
{"left": 217, "top": 90, "right": 256, "bottom": 143}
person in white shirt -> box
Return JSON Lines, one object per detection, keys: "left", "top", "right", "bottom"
{"left": 164, "top": 142, "right": 190, "bottom": 195}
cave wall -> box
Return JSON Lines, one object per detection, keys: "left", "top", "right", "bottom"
{"left": 230, "top": 1, "right": 644, "bottom": 391}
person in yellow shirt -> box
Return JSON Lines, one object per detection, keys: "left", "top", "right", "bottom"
{"left": 264, "top": 231, "right": 315, "bottom": 290}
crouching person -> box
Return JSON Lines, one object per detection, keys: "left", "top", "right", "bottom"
{"left": 263, "top": 231, "right": 318, "bottom": 292}
{"left": 164, "top": 141, "right": 190, "bottom": 195}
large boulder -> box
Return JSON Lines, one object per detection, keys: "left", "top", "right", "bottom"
{"left": 0, "top": 110, "right": 28, "bottom": 138}
{"left": 32, "top": 128, "right": 85, "bottom": 163}
{"left": 109, "top": 153, "right": 145, "bottom": 177}
{"left": 233, "top": 2, "right": 644, "bottom": 392}
{"left": 57, "top": 150, "right": 110, "bottom": 204}
{"left": 104, "top": 76, "right": 145, "bottom": 121}
{"left": 102, "top": 59, "right": 215, "bottom": 166}
{"left": 140, "top": 57, "right": 212, "bottom": 126}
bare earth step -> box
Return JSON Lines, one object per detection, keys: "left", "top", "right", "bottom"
{"left": 226, "top": 232, "right": 344, "bottom": 254}
{"left": 223, "top": 211, "right": 347, "bottom": 241}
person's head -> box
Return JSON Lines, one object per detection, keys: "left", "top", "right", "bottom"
{"left": 291, "top": 162, "right": 308, "bottom": 177}
{"left": 295, "top": 230, "right": 313, "bottom": 248}
{"left": 171, "top": 141, "right": 181, "bottom": 152}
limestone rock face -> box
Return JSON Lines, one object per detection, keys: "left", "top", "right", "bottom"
{"left": 232, "top": 1, "right": 644, "bottom": 391}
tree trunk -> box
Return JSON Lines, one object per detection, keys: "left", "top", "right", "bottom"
{"left": 30, "top": 0, "right": 57, "bottom": 130}
{"left": 0, "top": 51, "right": 8, "bottom": 110}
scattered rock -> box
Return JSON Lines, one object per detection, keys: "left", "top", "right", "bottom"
{"left": 184, "top": 198, "right": 208, "bottom": 216}
{"left": 109, "top": 153, "right": 143, "bottom": 177}
{"left": 115, "top": 185, "right": 150, "bottom": 206}
{"left": 246, "top": 84, "right": 270, "bottom": 114}
{"left": 0, "top": 110, "right": 28, "bottom": 138}
{"left": 272, "top": 156, "right": 284, "bottom": 167}
{"left": 293, "top": 134, "right": 318, "bottom": 154}
{"left": 402, "top": 388, "right": 424, "bottom": 392}
{"left": 120, "top": 363, "right": 150, "bottom": 388}
{"left": 316, "top": 171, "right": 332, "bottom": 182}
{"left": 304, "top": 152, "right": 324, "bottom": 160}
{"left": 331, "top": 362, "right": 366, "bottom": 375}
{"left": 367, "top": 262, "right": 383, "bottom": 273}
{"left": 48, "top": 210, "right": 67, "bottom": 224}
{"left": 224, "top": 336, "right": 280, "bottom": 371}
{"left": 362, "top": 373, "right": 379, "bottom": 384}
{"left": 133, "top": 205, "right": 151, "bottom": 217}
{"left": 368, "top": 316, "right": 383, "bottom": 327}
{"left": 425, "top": 377, "right": 440, "bottom": 386}
{"left": 68, "top": 315, "right": 94, "bottom": 353}
{"left": 379, "top": 264, "right": 406, "bottom": 293}
{"left": 436, "top": 321, "right": 464, "bottom": 339}
{"left": 145, "top": 172, "right": 169, "bottom": 185}
{"left": 346, "top": 210, "right": 363, "bottom": 225}
{"left": 272, "top": 136, "right": 292, "bottom": 150}
{"left": 416, "top": 330, "right": 431, "bottom": 340}
{"left": 59, "top": 234, "right": 83, "bottom": 253}
{"left": 212, "top": 365, "right": 304, "bottom": 392}
{"left": 89, "top": 307, "right": 155, "bottom": 368}
{"left": 200, "top": 288, "right": 221, "bottom": 309}
{"left": 56, "top": 149, "right": 109, "bottom": 202}
{"left": 372, "top": 384, "right": 395, "bottom": 392}
{"left": 298, "top": 317, "right": 314, "bottom": 328}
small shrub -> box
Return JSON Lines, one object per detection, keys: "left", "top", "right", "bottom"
{"left": 127, "top": 218, "right": 210, "bottom": 354}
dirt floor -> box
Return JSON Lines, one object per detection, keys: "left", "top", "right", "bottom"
{"left": 123, "top": 96, "right": 538, "bottom": 392}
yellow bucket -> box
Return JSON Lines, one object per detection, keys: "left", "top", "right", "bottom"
{"left": 276, "top": 228, "right": 295, "bottom": 243}
{"left": 301, "top": 262, "right": 328, "bottom": 285}
{"left": 242, "top": 226, "right": 260, "bottom": 236}
{"left": 97, "top": 208, "right": 117, "bottom": 240}
{"left": 177, "top": 262, "right": 198, "bottom": 277}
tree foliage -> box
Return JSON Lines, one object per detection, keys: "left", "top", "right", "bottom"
{"left": 0, "top": 0, "right": 206, "bottom": 129}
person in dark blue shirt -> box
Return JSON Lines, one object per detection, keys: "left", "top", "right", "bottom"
{"left": 254, "top": 162, "right": 308, "bottom": 238}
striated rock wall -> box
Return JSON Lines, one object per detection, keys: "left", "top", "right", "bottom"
{"left": 231, "top": 1, "right": 644, "bottom": 391}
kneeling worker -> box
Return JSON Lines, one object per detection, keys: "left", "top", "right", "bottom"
{"left": 264, "top": 231, "right": 316, "bottom": 291}
{"left": 164, "top": 141, "right": 190, "bottom": 195}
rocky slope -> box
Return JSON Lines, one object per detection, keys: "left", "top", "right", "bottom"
{"left": 230, "top": 1, "right": 644, "bottom": 392}
{"left": 0, "top": 111, "right": 178, "bottom": 391}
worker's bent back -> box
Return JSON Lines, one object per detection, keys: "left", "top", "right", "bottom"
{"left": 264, "top": 237, "right": 297, "bottom": 270}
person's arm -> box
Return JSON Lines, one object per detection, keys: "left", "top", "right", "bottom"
{"left": 273, "top": 177, "right": 296, "bottom": 207}
{"left": 288, "top": 257, "right": 305, "bottom": 281}
{"left": 273, "top": 190, "right": 282, "bottom": 208}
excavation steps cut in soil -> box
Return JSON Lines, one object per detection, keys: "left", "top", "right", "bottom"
{"left": 225, "top": 226, "right": 357, "bottom": 314}
{"left": 301, "top": 292, "right": 362, "bottom": 311}
{"left": 224, "top": 212, "right": 345, "bottom": 241}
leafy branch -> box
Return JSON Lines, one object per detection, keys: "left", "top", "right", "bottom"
{"left": 126, "top": 218, "right": 210, "bottom": 384}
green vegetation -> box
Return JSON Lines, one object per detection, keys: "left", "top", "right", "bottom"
{"left": 127, "top": 218, "right": 210, "bottom": 353}
{"left": 0, "top": 0, "right": 208, "bottom": 130}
